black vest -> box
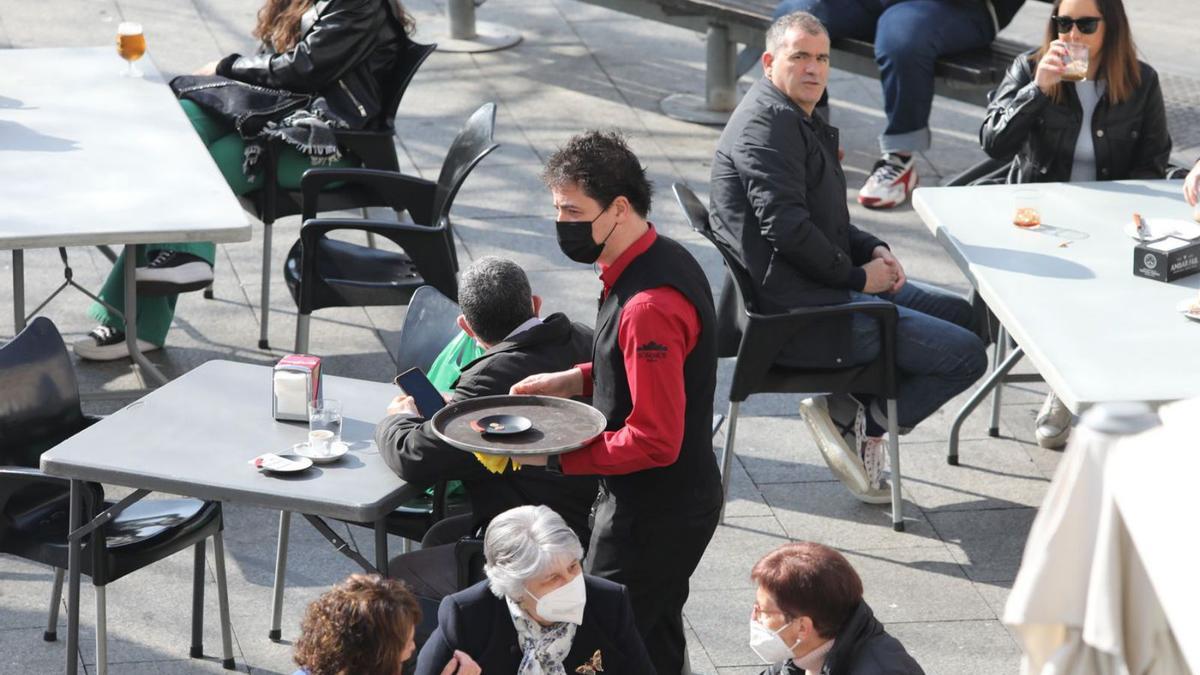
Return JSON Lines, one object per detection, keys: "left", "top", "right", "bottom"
{"left": 592, "top": 234, "right": 723, "bottom": 513}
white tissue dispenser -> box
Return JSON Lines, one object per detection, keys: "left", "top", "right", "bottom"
{"left": 273, "top": 354, "right": 323, "bottom": 422}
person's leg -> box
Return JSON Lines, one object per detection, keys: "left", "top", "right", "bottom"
{"left": 868, "top": 282, "right": 988, "bottom": 430}
{"left": 858, "top": 0, "right": 994, "bottom": 208}
{"left": 873, "top": 0, "right": 995, "bottom": 154}
{"left": 81, "top": 246, "right": 176, "bottom": 352}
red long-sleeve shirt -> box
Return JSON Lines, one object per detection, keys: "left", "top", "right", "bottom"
{"left": 560, "top": 227, "right": 701, "bottom": 476}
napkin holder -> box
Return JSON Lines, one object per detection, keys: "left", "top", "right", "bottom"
{"left": 273, "top": 354, "right": 323, "bottom": 422}
{"left": 1133, "top": 237, "right": 1200, "bottom": 283}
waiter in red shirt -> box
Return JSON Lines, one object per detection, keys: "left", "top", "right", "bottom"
{"left": 511, "top": 131, "right": 723, "bottom": 675}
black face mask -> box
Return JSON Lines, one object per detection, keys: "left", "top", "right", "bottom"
{"left": 556, "top": 202, "right": 617, "bottom": 264}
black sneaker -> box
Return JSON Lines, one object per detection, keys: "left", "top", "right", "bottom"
{"left": 72, "top": 325, "right": 160, "bottom": 362}
{"left": 136, "top": 250, "right": 213, "bottom": 295}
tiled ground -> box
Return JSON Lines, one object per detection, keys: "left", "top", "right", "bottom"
{"left": 2, "top": 0, "right": 1197, "bottom": 673}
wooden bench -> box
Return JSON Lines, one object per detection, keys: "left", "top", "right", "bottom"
{"left": 575, "top": 0, "right": 1049, "bottom": 123}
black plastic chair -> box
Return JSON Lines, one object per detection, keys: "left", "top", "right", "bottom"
{"left": 266, "top": 286, "right": 471, "bottom": 640}
{"left": 285, "top": 102, "right": 500, "bottom": 353}
{"left": 0, "top": 317, "right": 234, "bottom": 671}
{"left": 239, "top": 39, "right": 438, "bottom": 350}
{"left": 672, "top": 184, "right": 908, "bottom": 531}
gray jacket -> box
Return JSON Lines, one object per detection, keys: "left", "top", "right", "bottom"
{"left": 709, "top": 77, "right": 886, "bottom": 367}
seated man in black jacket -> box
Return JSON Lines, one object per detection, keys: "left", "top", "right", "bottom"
{"left": 709, "top": 12, "right": 986, "bottom": 503}
{"left": 377, "top": 256, "right": 598, "bottom": 599}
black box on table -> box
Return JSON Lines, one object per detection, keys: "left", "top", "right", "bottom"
{"left": 1133, "top": 237, "right": 1200, "bottom": 283}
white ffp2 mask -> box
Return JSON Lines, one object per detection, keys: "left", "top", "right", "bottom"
{"left": 527, "top": 571, "right": 586, "bottom": 625}
{"left": 749, "top": 618, "right": 800, "bottom": 664}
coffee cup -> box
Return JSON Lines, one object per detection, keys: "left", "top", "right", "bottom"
{"left": 308, "top": 429, "right": 335, "bottom": 456}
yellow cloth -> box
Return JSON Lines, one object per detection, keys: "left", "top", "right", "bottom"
{"left": 473, "top": 452, "right": 517, "bottom": 474}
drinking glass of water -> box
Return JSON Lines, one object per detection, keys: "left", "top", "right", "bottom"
{"left": 309, "top": 399, "right": 342, "bottom": 455}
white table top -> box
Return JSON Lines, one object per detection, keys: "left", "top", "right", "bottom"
{"left": 0, "top": 47, "right": 251, "bottom": 250}
{"left": 41, "top": 361, "right": 414, "bottom": 523}
{"left": 913, "top": 180, "right": 1200, "bottom": 411}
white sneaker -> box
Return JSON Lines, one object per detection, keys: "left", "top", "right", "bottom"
{"left": 824, "top": 395, "right": 892, "bottom": 504}
{"left": 1035, "top": 392, "right": 1073, "bottom": 449}
{"left": 857, "top": 153, "right": 918, "bottom": 209}
{"left": 136, "top": 250, "right": 213, "bottom": 295}
{"left": 799, "top": 396, "right": 874, "bottom": 496}
{"left": 856, "top": 437, "right": 892, "bottom": 505}
{"left": 73, "top": 325, "right": 161, "bottom": 362}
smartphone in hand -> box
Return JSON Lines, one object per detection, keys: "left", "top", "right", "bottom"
{"left": 394, "top": 367, "right": 447, "bottom": 418}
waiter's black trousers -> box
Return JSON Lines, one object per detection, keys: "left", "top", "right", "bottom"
{"left": 585, "top": 489, "right": 721, "bottom": 675}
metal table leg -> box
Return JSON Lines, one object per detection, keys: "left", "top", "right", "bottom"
{"left": 65, "top": 480, "right": 82, "bottom": 675}
{"left": 269, "top": 511, "right": 290, "bottom": 641}
{"left": 375, "top": 519, "right": 389, "bottom": 578}
{"left": 12, "top": 249, "right": 24, "bottom": 334}
{"left": 948, "top": 346, "right": 1025, "bottom": 465}
{"left": 65, "top": 488, "right": 150, "bottom": 675}
{"left": 303, "top": 515, "right": 378, "bottom": 574}
{"left": 987, "top": 326, "right": 1009, "bottom": 437}
{"left": 123, "top": 244, "right": 168, "bottom": 386}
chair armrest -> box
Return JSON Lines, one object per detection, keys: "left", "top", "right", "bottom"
{"left": 296, "top": 216, "right": 459, "bottom": 307}
{"left": 454, "top": 537, "right": 484, "bottom": 590}
{"left": 331, "top": 128, "right": 400, "bottom": 172}
{"left": 300, "top": 168, "right": 436, "bottom": 224}
{"left": 733, "top": 299, "right": 899, "bottom": 396}
{"left": 0, "top": 467, "right": 106, "bottom": 516}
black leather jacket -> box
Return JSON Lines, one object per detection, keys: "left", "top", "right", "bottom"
{"left": 215, "top": 0, "right": 408, "bottom": 129}
{"left": 980, "top": 50, "right": 1172, "bottom": 184}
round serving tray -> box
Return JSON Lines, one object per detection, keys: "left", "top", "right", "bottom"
{"left": 430, "top": 395, "right": 607, "bottom": 456}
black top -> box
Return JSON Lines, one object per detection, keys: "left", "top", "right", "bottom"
{"left": 591, "top": 235, "right": 723, "bottom": 514}
{"left": 980, "top": 51, "right": 1172, "bottom": 184}
{"left": 414, "top": 576, "right": 657, "bottom": 675}
{"left": 216, "top": 0, "right": 408, "bottom": 128}
{"left": 375, "top": 313, "right": 599, "bottom": 541}
{"left": 759, "top": 602, "right": 925, "bottom": 675}
{"left": 710, "top": 76, "right": 887, "bottom": 365}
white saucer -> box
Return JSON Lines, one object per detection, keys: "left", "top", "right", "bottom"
{"left": 292, "top": 441, "right": 349, "bottom": 464}
{"left": 1125, "top": 218, "right": 1200, "bottom": 242}
{"left": 251, "top": 453, "right": 313, "bottom": 473}
{"left": 1176, "top": 299, "right": 1200, "bottom": 322}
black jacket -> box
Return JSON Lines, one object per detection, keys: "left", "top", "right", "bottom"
{"left": 980, "top": 51, "right": 1172, "bottom": 184}
{"left": 710, "top": 77, "right": 887, "bottom": 366}
{"left": 414, "top": 576, "right": 657, "bottom": 675}
{"left": 375, "top": 314, "right": 599, "bottom": 541}
{"left": 759, "top": 602, "right": 924, "bottom": 675}
{"left": 215, "top": 0, "right": 408, "bottom": 129}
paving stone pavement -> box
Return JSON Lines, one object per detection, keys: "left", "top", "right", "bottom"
{"left": 1, "top": 0, "right": 1197, "bottom": 673}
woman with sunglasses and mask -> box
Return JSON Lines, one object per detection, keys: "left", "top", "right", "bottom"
{"left": 980, "top": 0, "right": 1171, "bottom": 449}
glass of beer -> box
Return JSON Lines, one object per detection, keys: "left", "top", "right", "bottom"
{"left": 117, "top": 22, "right": 146, "bottom": 77}
{"left": 1062, "top": 42, "right": 1088, "bottom": 82}
{"left": 1013, "top": 189, "right": 1042, "bottom": 229}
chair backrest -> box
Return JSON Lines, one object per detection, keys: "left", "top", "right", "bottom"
{"left": 672, "top": 183, "right": 762, "bottom": 315}
{"left": 0, "top": 317, "right": 87, "bottom": 467}
{"left": 378, "top": 39, "right": 438, "bottom": 129}
{"left": 394, "top": 286, "right": 464, "bottom": 375}
{"left": 431, "top": 103, "right": 501, "bottom": 225}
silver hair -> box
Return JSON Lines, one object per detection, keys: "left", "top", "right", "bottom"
{"left": 765, "top": 11, "right": 828, "bottom": 54}
{"left": 483, "top": 505, "right": 584, "bottom": 600}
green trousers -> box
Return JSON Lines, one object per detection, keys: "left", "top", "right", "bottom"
{"left": 91, "top": 99, "right": 355, "bottom": 346}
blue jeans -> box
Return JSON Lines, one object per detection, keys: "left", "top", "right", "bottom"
{"left": 745, "top": 0, "right": 995, "bottom": 153}
{"left": 847, "top": 281, "right": 987, "bottom": 435}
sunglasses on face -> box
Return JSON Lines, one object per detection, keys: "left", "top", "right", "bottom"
{"left": 1052, "top": 15, "right": 1103, "bottom": 34}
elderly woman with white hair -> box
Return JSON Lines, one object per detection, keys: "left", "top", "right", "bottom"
{"left": 414, "top": 505, "right": 656, "bottom": 675}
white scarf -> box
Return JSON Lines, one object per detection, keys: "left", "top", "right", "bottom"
{"left": 506, "top": 597, "right": 578, "bottom": 675}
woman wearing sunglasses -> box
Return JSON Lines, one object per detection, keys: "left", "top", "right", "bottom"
{"left": 980, "top": 0, "right": 1171, "bottom": 449}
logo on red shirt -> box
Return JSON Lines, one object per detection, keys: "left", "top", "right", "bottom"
{"left": 636, "top": 341, "right": 668, "bottom": 362}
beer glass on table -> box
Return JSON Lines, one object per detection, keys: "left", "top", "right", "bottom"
{"left": 117, "top": 22, "right": 146, "bottom": 77}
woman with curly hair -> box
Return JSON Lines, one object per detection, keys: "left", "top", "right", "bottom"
{"left": 294, "top": 574, "right": 480, "bottom": 675}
